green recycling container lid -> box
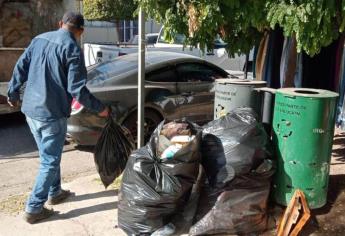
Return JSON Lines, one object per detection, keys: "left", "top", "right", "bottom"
{"left": 277, "top": 88, "right": 338, "bottom": 98}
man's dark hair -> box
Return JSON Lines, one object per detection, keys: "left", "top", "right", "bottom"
{"left": 62, "top": 11, "right": 84, "bottom": 30}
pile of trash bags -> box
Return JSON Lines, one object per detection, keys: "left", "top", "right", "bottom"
{"left": 190, "top": 109, "right": 275, "bottom": 235}
{"left": 190, "top": 159, "right": 274, "bottom": 235}
{"left": 94, "top": 117, "right": 135, "bottom": 188}
{"left": 118, "top": 108, "right": 275, "bottom": 235}
{"left": 118, "top": 119, "right": 202, "bottom": 234}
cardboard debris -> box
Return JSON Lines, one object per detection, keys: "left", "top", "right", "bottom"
{"left": 277, "top": 189, "right": 311, "bottom": 236}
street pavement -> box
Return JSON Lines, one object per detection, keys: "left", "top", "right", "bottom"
{"left": 0, "top": 113, "right": 97, "bottom": 200}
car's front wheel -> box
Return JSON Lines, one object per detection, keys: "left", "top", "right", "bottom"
{"left": 122, "top": 109, "right": 163, "bottom": 144}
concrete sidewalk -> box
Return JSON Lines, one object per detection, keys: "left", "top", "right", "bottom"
{"left": 1, "top": 129, "right": 345, "bottom": 236}
{"left": 0, "top": 174, "right": 125, "bottom": 236}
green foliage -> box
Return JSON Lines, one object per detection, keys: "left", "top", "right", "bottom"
{"left": 83, "top": 0, "right": 137, "bottom": 21}
{"left": 217, "top": 0, "right": 268, "bottom": 56}
{"left": 267, "top": 0, "right": 342, "bottom": 56}
{"left": 137, "top": 0, "right": 345, "bottom": 56}
{"left": 139, "top": 0, "right": 268, "bottom": 56}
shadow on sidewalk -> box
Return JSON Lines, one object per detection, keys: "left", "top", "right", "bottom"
{"left": 56, "top": 201, "right": 118, "bottom": 220}
{"left": 0, "top": 113, "right": 37, "bottom": 157}
{"left": 332, "top": 133, "right": 345, "bottom": 162}
{"left": 300, "top": 174, "right": 345, "bottom": 235}
{"left": 75, "top": 145, "right": 94, "bottom": 153}
{"left": 67, "top": 189, "right": 118, "bottom": 203}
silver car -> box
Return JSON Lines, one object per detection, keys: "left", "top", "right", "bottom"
{"left": 67, "top": 51, "right": 231, "bottom": 145}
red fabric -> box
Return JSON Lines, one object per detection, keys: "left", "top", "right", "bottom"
{"left": 0, "top": 95, "right": 7, "bottom": 104}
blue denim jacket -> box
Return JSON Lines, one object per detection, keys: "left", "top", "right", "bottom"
{"left": 8, "top": 29, "right": 105, "bottom": 121}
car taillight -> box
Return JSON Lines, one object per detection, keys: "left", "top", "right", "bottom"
{"left": 71, "top": 98, "right": 84, "bottom": 114}
{"left": 118, "top": 52, "right": 127, "bottom": 57}
{"left": 0, "top": 95, "right": 7, "bottom": 104}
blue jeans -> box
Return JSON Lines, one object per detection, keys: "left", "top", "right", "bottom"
{"left": 25, "top": 116, "right": 67, "bottom": 214}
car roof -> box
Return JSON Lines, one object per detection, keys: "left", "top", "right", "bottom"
{"left": 87, "top": 51, "right": 226, "bottom": 84}
{"left": 120, "top": 51, "right": 201, "bottom": 64}
{"left": 89, "top": 51, "right": 205, "bottom": 75}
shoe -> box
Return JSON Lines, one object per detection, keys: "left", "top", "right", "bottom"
{"left": 24, "top": 207, "right": 54, "bottom": 224}
{"left": 47, "top": 189, "right": 71, "bottom": 205}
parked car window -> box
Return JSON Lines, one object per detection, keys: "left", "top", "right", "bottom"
{"left": 147, "top": 35, "right": 158, "bottom": 44}
{"left": 88, "top": 55, "right": 138, "bottom": 83}
{"left": 129, "top": 34, "right": 158, "bottom": 45}
{"left": 176, "top": 63, "right": 227, "bottom": 82}
{"left": 146, "top": 67, "right": 177, "bottom": 83}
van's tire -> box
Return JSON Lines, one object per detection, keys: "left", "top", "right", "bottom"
{"left": 122, "top": 109, "right": 163, "bottom": 144}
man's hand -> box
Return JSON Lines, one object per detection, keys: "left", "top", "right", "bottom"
{"left": 7, "top": 98, "right": 20, "bottom": 107}
{"left": 98, "top": 106, "right": 110, "bottom": 117}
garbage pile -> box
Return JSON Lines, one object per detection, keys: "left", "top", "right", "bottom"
{"left": 118, "top": 120, "right": 201, "bottom": 234}
{"left": 190, "top": 109, "right": 274, "bottom": 235}
{"left": 158, "top": 121, "right": 197, "bottom": 159}
{"left": 118, "top": 108, "right": 275, "bottom": 235}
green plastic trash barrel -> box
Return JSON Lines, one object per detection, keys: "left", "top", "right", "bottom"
{"left": 272, "top": 88, "right": 338, "bottom": 209}
{"left": 214, "top": 79, "right": 266, "bottom": 119}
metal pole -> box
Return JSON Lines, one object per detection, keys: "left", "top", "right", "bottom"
{"left": 130, "top": 21, "right": 134, "bottom": 40}
{"left": 124, "top": 21, "right": 126, "bottom": 42}
{"left": 244, "top": 52, "right": 249, "bottom": 80}
{"left": 137, "top": 8, "right": 145, "bottom": 148}
{"left": 79, "top": 0, "right": 84, "bottom": 49}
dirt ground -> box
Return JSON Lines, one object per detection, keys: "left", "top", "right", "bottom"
{"left": 263, "top": 129, "right": 345, "bottom": 236}
{"left": 298, "top": 130, "right": 345, "bottom": 235}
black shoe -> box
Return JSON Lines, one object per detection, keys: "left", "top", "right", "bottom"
{"left": 24, "top": 207, "right": 54, "bottom": 224}
{"left": 47, "top": 189, "right": 72, "bottom": 205}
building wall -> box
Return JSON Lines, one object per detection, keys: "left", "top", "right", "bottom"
{"left": 145, "top": 20, "right": 161, "bottom": 34}
{"left": 84, "top": 27, "right": 119, "bottom": 44}
{"left": 0, "top": 2, "right": 32, "bottom": 47}
{"left": 83, "top": 21, "right": 119, "bottom": 44}
{"left": 81, "top": 19, "right": 161, "bottom": 44}
{"left": 62, "top": 0, "right": 81, "bottom": 12}
{"left": 0, "top": 0, "right": 63, "bottom": 82}
{"left": 0, "top": 49, "right": 24, "bottom": 82}
{"left": 0, "top": 0, "right": 63, "bottom": 48}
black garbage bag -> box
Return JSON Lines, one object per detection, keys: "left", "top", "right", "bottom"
{"left": 94, "top": 117, "right": 135, "bottom": 188}
{"left": 118, "top": 120, "right": 202, "bottom": 235}
{"left": 152, "top": 165, "right": 206, "bottom": 236}
{"left": 189, "top": 108, "right": 275, "bottom": 235}
{"left": 189, "top": 159, "right": 275, "bottom": 235}
{"left": 201, "top": 107, "right": 271, "bottom": 187}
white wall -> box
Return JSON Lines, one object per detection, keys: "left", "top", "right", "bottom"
{"left": 145, "top": 19, "right": 161, "bottom": 34}
{"left": 62, "top": 0, "right": 80, "bottom": 12}
{"left": 84, "top": 27, "right": 120, "bottom": 44}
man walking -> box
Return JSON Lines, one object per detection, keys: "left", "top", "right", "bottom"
{"left": 7, "top": 12, "right": 109, "bottom": 223}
